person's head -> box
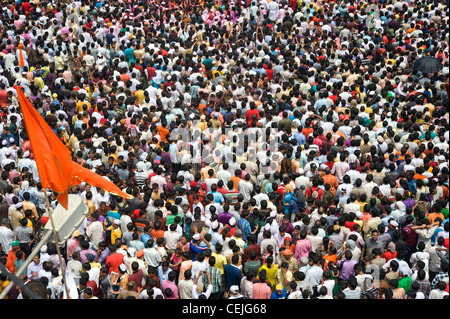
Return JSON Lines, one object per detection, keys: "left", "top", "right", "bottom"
{"left": 344, "top": 249, "right": 353, "bottom": 262}
{"left": 371, "top": 230, "right": 379, "bottom": 241}
{"left": 231, "top": 254, "right": 240, "bottom": 266}
{"left": 389, "top": 279, "right": 399, "bottom": 289}
{"left": 390, "top": 260, "right": 400, "bottom": 272}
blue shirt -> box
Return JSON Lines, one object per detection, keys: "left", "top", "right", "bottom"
{"left": 157, "top": 265, "right": 173, "bottom": 282}
{"left": 270, "top": 288, "right": 287, "bottom": 299}
{"left": 208, "top": 191, "right": 224, "bottom": 204}
{"left": 189, "top": 241, "right": 208, "bottom": 261}
{"left": 237, "top": 218, "right": 252, "bottom": 242}
{"left": 140, "top": 233, "right": 152, "bottom": 248}
{"left": 224, "top": 263, "right": 242, "bottom": 290}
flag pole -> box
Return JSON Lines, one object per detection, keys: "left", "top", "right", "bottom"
{"left": 0, "top": 230, "right": 53, "bottom": 299}
{"left": 0, "top": 194, "right": 73, "bottom": 299}
{"left": 44, "top": 190, "right": 71, "bottom": 299}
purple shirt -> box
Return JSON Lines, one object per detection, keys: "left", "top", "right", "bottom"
{"left": 218, "top": 212, "right": 233, "bottom": 226}
{"left": 337, "top": 259, "right": 358, "bottom": 280}
{"left": 403, "top": 198, "right": 415, "bottom": 209}
{"left": 280, "top": 221, "right": 294, "bottom": 236}
{"left": 161, "top": 153, "right": 172, "bottom": 170}
{"left": 80, "top": 248, "right": 98, "bottom": 264}
{"left": 98, "top": 247, "right": 111, "bottom": 266}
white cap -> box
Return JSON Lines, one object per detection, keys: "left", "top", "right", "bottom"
{"left": 230, "top": 285, "right": 239, "bottom": 293}
{"left": 389, "top": 220, "right": 399, "bottom": 227}
{"left": 192, "top": 233, "right": 201, "bottom": 241}
{"left": 119, "top": 263, "right": 127, "bottom": 272}
{"left": 229, "top": 217, "right": 236, "bottom": 226}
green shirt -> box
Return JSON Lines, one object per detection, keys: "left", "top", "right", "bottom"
{"left": 203, "top": 58, "right": 213, "bottom": 71}
{"left": 244, "top": 260, "right": 262, "bottom": 277}
{"left": 166, "top": 213, "right": 182, "bottom": 226}
{"left": 398, "top": 276, "right": 412, "bottom": 294}
{"left": 253, "top": 219, "right": 266, "bottom": 237}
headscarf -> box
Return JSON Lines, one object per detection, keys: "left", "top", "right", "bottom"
{"left": 346, "top": 239, "right": 356, "bottom": 251}
{"left": 387, "top": 242, "right": 396, "bottom": 253}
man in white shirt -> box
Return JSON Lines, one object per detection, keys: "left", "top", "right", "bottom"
{"left": 316, "top": 271, "right": 335, "bottom": 299}
{"left": 0, "top": 218, "right": 14, "bottom": 254}
{"left": 238, "top": 174, "right": 254, "bottom": 203}
{"left": 164, "top": 223, "right": 182, "bottom": 254}
{"left": 143, "top": 238, "right": 162, "bottom": 268}
{"left": 305, "top": 255, "right": 323, "bottom": 289}
{"left": 429, "top": 281, "right": 449, "bottom": 299}
{"left": 85, "top": 212, "right": 105, "bottom": 247}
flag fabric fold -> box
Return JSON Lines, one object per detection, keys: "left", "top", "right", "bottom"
{"left": 16, "top": 86, "right": 75, "bottom": 209}
{"left": 70, "top": 162, "right": 133, "bottom": 200}
{"left": 16, "top": 86, "right": 133, "bottom": 209}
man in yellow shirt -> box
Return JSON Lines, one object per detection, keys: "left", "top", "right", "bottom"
{"left": 105, "top": 219, "right": 122, "bottom": 245}
{"left": 22, "top": 191, "right": 39, "bottom": 220}
{"left": 134, "top": 86, "right": 146, "bottom": 104}
{"left": 76, "top": 95, "right": 91, "bottom": 113}
{"left": 211, "top": 243, "right": 227, "bottom": 275}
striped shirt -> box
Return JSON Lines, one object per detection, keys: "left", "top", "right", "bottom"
{"left": 237, "top": 218, "right": 252, "bottom": 242}
{"left": 223, "top": 189, "right": 239, "bottom": 205}
{"left": 203, "top": 266, "right": 223, "bottom": 293}
{"left": 15, "top": 226, "right": 33, "bottom": 243}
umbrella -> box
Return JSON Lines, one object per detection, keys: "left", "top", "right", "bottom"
{"left": 414, "top": 56, "right": 443, "bottom": 74}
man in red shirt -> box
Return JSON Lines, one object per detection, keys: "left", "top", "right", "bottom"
{"left": 305, "top": 180, "right": 324, "bottom": 201}
{"left": 344, "top": 212, "right": 359, "bottom": 231}
{"left": 245, "top": 103, "right": 260, "bottom": 127}
{"left": 105, "top": 244, "right": 124, "bottom": 274}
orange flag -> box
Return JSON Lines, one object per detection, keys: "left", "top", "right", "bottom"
{"left": 70, "top": 162, "right": 133, "bottom": 200}
{"left": 16, "top": 87, "right": 74, "bottom": 209}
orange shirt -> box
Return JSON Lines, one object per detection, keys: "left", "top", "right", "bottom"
{"left": 302, "top": 127, "right": 314, "bottom": 139}
{"left": 427, "top": 212, "right": 445, "bottom": 225}
{"left": 6, "top": 248, "right": 19, "bottom": 273}
{"left": 323, "top": 174, "right": 339, "bottom": 195}
{"left": 231, "top": 176, "right": 241, "bottom": 191}
{"left": 198, "top": 103, "right": 207, "bottom": 115}
{"left": 157, "top": 126, "right": 170, "bottom": 143}
{"left": 413, "top": 174, "right": 427, "bottom": 181}
{"left": 151, "top": 229, "right": 165, "bottom": 241}
{"left": 323, "top": 254, "right": 338, "bottom": 267}
{"left": 120, "top": 73, "right": 131, "bottom": 84}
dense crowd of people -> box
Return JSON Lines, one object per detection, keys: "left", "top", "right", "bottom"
{"left": 0, "top": 0, "right": 448, "bottom": 300}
